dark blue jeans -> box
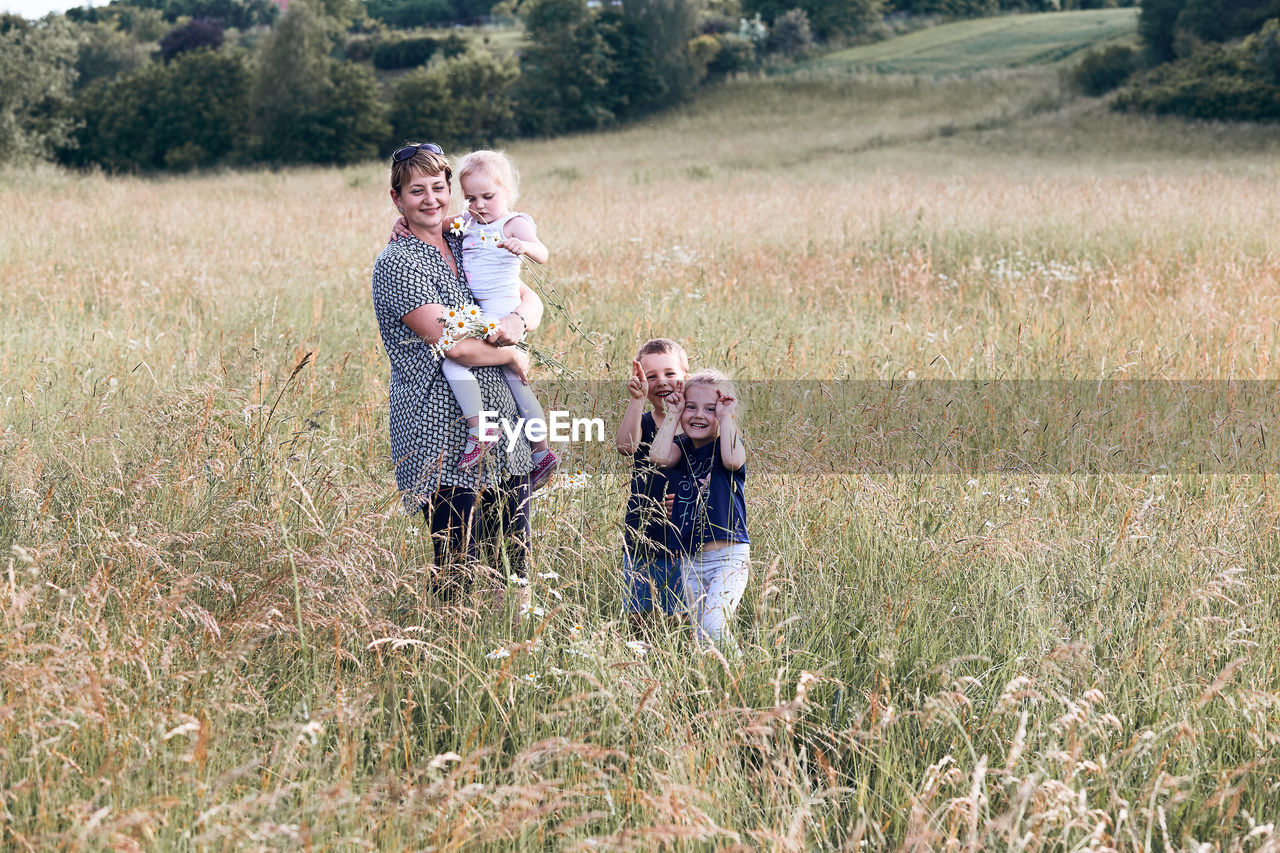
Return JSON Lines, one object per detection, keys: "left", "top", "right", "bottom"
{"left": 423, "top": 475, "right": 531, "bottom": 597}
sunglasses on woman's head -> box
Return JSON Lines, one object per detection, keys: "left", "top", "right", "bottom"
{"left": 392, "top": 142, "right": 443, "bottom": 162}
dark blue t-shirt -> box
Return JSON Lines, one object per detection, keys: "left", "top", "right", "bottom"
{"left": 624, "top": 412, "right": 679, "bottom": 559}
{"left": 669, "top": 434, "right": 749, "bottom": 554}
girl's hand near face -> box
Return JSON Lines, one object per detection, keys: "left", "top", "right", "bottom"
{"left": 715, "top": 393, "right": 737, "bottom": 422}
{"left": 389, "top": 216, "right": 413, "bottom": 243}
{"left": 627, "top": 359, "right": 647, "bottom": 400}
{"left": 663, "top": 389, "right": 684, "bottom": 417}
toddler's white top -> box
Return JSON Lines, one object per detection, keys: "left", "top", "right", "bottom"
{"left": 461, "top": 211, "right": 531, "bottom": 318}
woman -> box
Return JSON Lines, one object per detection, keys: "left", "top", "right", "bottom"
{"left": 370, "top": 142, "right": 545, "bottom": 593}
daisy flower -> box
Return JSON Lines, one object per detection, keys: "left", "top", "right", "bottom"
{"left": 508, "top": 574, "right": 529, "bottom": 588}
{"left": 484, "top": 648, "right": 511, "bottom": 660}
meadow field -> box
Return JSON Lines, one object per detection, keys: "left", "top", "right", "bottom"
{"left": 4, "top": 30, "right": 1280, "bottom": 850}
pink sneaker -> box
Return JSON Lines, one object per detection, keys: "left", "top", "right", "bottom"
{"left": 458, "top": 436, "right": 496, "bottom": 470}
{"left": 529, "top": 450, "right": 559, "bottom": 492}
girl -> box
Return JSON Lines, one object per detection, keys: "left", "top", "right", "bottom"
{"left": 615, "top": 338, "right": 690, "bottom": 629}
{"left": 402, "top": 149, "right": 558, "bottom": 487}
{"left": 650, "top": 370, "right": 749, "bottom": 653}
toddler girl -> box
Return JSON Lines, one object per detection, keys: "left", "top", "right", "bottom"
{"left": 447, "top": 150, "right": 557, "bottom": 487}
{"left": 650, "top": 370, "right": 749, "bottom": 653}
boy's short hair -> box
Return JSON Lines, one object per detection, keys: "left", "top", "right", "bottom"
{"left": 635, "top": 338, "right": 690, "bottom": 372}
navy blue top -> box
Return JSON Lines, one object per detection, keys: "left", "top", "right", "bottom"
{"left": 624, "top": 412, "right": 679, "bottom": 559}
{"left": 669, "top": 434, "right": 749, "bottom": 554}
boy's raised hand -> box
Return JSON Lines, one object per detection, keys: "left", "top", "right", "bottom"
{"left": 627, "top": 359, "right": 647, "bottom": 400}
{"left": 715, "top": 392, "right": 737, "bottom": 422}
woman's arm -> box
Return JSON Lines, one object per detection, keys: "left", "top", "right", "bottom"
{"left": 649, "top": 391, "right": 684, "bottom": 468}
{"left": 402, "top": 303, "right": 528, "bottom": 378}
{"left": 500, "top": 216, "right": 549, "bottom": 265}
{"left": 716, "top": 394, "right": 746, "bottom": 471}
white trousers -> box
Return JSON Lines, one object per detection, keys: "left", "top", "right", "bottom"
{"left": 441, "top": 358, "right": 545, "bottom": 426}
{"left": 681, "top": 543, "right": 750, "bottom": 653}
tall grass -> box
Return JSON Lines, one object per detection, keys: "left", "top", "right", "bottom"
{"left": 2, "top": 70, "right": 1279, "bottom": 849}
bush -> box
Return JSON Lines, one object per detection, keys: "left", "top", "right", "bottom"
{"left": 372, "top": 34, "right": 439, "bottom": 68}
{"left": 159, "top": 17, "right": 224, "bottom": 61}
{"left": 1256, "top": 16, "right": 1280, "bottom": 80}
{"left": 706, "top": 32, "right": 757, "bottom": 75}
{"left": 388, "top": 51, "right": 518, "bottom": 151}
{"left": 59, "top": 48, "right": 251, "bottom": 171}
{"left": 0, "top": 15, "right": 79, "bottom": 164}
{"left": 252, "top": 1, "right": 389, "bottom": 165}
{"left": 1115, "top": 40, "right": 1280, "bottom": 119}
{"left": 742, "top": 0, "right": 882, "bottom": 40}
{"left": 365, "top": 0, "right": 457, "bottom": 27}
{"left": 73, "top": 21, "right": 151, "bottom": 90}
{"left": 767, "top": 7, "right": 813, "bottom": 56}
{"left": 343, "top": 32, "right": 379, "bottom": 61}
{"left": 1070, "top": 43, "right": 1140, "bottom": 94}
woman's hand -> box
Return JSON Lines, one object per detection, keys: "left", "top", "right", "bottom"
{"left": 506, "top": 347, "right": 531, "bottom": 384}
{"left": 488, "top": 313, "right": 526, "bottom": 347}
{"left": 627, "top": 359, "right": 647, "bottom": 400}
{"left": 715, "top": 393, "right": 737, "bottom": 422}
{"left": 389, "top": 216, "right": 412, "bottom": 243}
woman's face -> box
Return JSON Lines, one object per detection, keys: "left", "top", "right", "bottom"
{"left": 392, "top": 168, "right": 451, "bottom": 234}
{"left": 460, "top": 171, "right": 510, "bottom": 224}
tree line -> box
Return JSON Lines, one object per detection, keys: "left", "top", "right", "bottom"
{"left": 1063, "top": 0, "right": 1280, "bottom": 119}
{"left": 5, "top": 0, "right": 1275, "bottom": 173}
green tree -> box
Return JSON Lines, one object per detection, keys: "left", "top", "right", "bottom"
{"left": 0, "top": 15, "right": 80, "bottom": 164}
{"left": 516, "top": 0, "right": 617, "bottom": 134}
{"left": 72, "top": 20, "right": 150, "bottom": 90}
{"left": 741, "top": 0, "right": 882, "bottom": 40}
{"left": 388, "top": 51, "right": 519, "bottom": 151}
{"left": 60, "top": 48, "right": 252, "bottom": 171}
{"left": 251, "top": 0, "right": 388, "bottom": 164}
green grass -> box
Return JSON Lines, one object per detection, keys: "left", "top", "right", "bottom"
{"left": 798, "top": 8, "right": 1139, "bottom": 75}
{"left": 3, "top": 36, "right": 1280, "bottom": 851}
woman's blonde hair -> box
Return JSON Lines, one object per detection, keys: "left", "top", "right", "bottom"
{"left": 457, "top": 149, "right": 519, "bottom": 204}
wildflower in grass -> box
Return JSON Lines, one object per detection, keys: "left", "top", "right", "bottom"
{"left": 299, "top": 719, "right": 323, "bottom": 745}
{"left": 485, "top": 648, "right": 511, "bottom": 660}
{"left": 162, "top": 716, "right": 201, "bottom": 741}
{"left": 427, "top": 752, "right": 463, "bottom": 771}
{"left": 547, "top": 588, "right": 562, "bottom": 601}
{"left": 536, "top": 570, "right": 560, "bottom": 580}
{"left": 569, "top": 624, "right": 583, "bottom": 639}
{"left": 519, "top": 600, "right": 545, "bottom": 618}
{"left": 508, "top": 573, "right": 529, "bottom": 588}
{"left": 626, "top": 640, "right": 650, "bottom": 657}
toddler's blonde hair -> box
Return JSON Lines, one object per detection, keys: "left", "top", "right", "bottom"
{"left": 456, "top": 149, "right": 519, "bottom": 204}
